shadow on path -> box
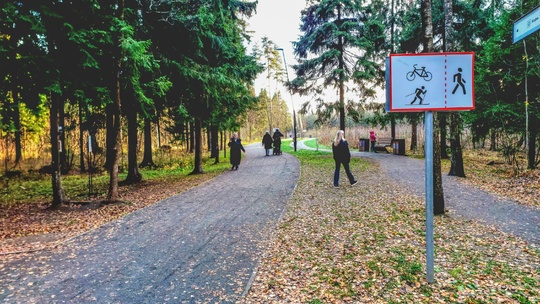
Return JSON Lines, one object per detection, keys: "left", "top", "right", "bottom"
{"left": 0, "top": 144, "right": 300, "bottom": 303}
{"left": 296, "top": 140, "right": 540, "bottom": 246}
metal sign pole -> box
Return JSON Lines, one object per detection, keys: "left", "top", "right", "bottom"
{"left": 425, "top": 111, "right": 434, "bottom": 283}
{"left": 88, "top": 135, "right": 93, "bottom": 199}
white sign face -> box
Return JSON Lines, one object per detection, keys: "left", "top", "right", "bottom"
{"left": 513, "top": 5, "right": 540, "bottom": 44}
{"left": 389, "top": 53, "right": 475, "bottom": 112}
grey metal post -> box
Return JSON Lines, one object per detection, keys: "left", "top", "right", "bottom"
{"left": 425, "top": 111, "right": 434, "bottom": 283}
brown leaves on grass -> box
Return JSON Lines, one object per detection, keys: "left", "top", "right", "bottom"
{"left": 0, "top": 172, "right": 222, "bottom": 258}
{"left": 241, "top": 155, "right": 540, "bottom": 303}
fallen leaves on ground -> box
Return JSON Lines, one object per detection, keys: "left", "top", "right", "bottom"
{"left": 1, "top": 150, "right": 539, "bottom": 303}
{"left": 0, "top": 172, "right": 222, "bottom": 259}
{"left": 240, "top": 155, "right": 539, "bottom": 303}
{"left": 443, "top": 150, "right": 540, "bottom": 208}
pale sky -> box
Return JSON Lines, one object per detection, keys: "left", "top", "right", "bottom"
{"left": 245, "top": 0, "right": 309, "bottom": 107}
{"left": 244, "top": 0, "right": 385, "bottom": 112}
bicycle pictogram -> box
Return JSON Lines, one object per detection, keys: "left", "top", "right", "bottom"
{"left": 406, "top": 64, "right": 433, "bottom": 81}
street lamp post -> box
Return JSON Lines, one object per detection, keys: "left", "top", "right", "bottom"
{"left": 276, "top": 47, "right": 297, "bottom": 152}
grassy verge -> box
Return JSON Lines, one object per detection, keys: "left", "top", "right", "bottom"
{"left": 302, "top": 138, "right": 331, "bottom": 150}
{"left": 0, "top": 155, "right": 229, "bottom": 207}
{"left": 243, "top": 145, "right": 540, "bottom": 303}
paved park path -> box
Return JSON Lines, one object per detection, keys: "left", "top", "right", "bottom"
{"left": 297, "top": 140, "right": 540, "bottom": 246}
{"left": 0, "top": 143, "right": 300, "bottom": 303}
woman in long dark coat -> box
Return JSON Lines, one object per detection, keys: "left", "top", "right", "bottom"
{"left": 228, "top": 132, "right": 245, "bottom": 170}
{"left": 262, "top": 131, "right": 273, "bottom": 156}
{"left": 272, "top": 128, "right": 284, "bottom": 155}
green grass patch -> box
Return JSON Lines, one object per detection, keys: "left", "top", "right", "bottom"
{"left": 1, "top": 153, "right": 230, "bottom": 207}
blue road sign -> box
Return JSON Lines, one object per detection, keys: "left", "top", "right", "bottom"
{"left": 513, "top": 5, "right": 540, "bottom": 44}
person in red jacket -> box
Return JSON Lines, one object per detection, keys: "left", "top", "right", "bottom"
{"left": 369, "top": 130, "right": 377, "bottom": 153}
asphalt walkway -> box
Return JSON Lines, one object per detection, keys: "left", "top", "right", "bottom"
{"left": 0, "top": 143, "right": 300, "bottom": 303}
{"left": 297, "top": 140, "right": 540, "bottom": 246}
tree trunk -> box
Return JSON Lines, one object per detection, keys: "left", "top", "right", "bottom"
{"left": 106, "top": 0, "right": 124, "bottom": 203}
{"left": 140, "top": 117, "right": 155, "bottom": 168}
{"left": 106, "top": 101, "right": 121, "bottom": 202}
{"left": 189, "top": 122, "right": 195, "bottom": 153}
{"left": 448, "top": 112, "right": 466, "bottom": 176}
{"left": 59, "top": 98, "right": 67, "bottom": 173}
{"left": 79, "top": 100, "right": 86, "bottom": 173}
{"left": 125, "top": 109, "right": 142, "bottom": 184}
{"left": 391, "top": 116, "right": 396, "bottom": 140}
{"left": 13, "top": 89, "right": 22, "bottom": 168}
{"left": 210, "top": 124, "right": 219, "bottom": 160}
{"left": 422, "top": 0, "right": 444, "bottom": 215}
{"left": 528, "top": 118, "right": 537, "bottom": 169}
{"left": 449, "top": 113, "right": 466, "bottom": 177}
{"left": 49, "top": 92, "right": 65, "bottom": 209}
{"left": 221, "top": 130, "right": 226, "bottom": 158}
{"left": 337, "top": 4, "right": 346, "bottom": 132}
{"left": 207, "top": 127, "right": 211, "bottom": 152}
{"left": 213, "top": 128, "right": 220, "bottom": 164}
{"left": 411, "top": 120, "right": 418, "bottom": 151}
{"left": 439, "top": 113, "right": 449, "bottom": 159}
{"left": 156, "top": 117, "right": 161, "bottom": 147}
{"left": 444, "top": 0, "right": 465, "bottom": 178}
{"left": 433, "top": 113, "right": 445, "bottom": 215}
{"left": 490, "top": 129, "right": 496, "bottom": 151}
{"left": 190, "top": 117, "right": 204, "bottom": 174}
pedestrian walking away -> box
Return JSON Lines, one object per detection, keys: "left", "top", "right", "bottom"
{"left": 262, "top": 131, "right": 273, "bottom": 156}
{"left": 332, "top": 130, "right": 358, "bottom": 187}
{"left": 228, "top": 132, "right": 245, "bottom": 170}
{"left": 369, "top": 130, "right": 377, "bottom": 152}
{"left": 272, "top": 128, "right": 284, "bottom": 155}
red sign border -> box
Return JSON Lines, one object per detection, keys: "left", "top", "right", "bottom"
{"left": 389, "top": 52, "right": 475, "bottom": 112}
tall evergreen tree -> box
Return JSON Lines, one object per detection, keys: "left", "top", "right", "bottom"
{"left": 291, "top": 0, "right": 385, "bottom": 132}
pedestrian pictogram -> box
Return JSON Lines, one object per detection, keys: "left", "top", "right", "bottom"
{"left": 452, "top": 67, "right": 466, "bottom": 95}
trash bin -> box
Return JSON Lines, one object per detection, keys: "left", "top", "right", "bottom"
{"left": 392, "top": 139, "right": 406, "bottom": 155}
{"left": 359, "top": 139, "right": 370, "bottom": 151}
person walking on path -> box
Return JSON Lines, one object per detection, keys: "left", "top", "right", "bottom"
{"left": 228, "top": 132, "right": 245, "bottom": 170}
{"left": 332, "top": 130, "right": 358, "bottom": 188}
{"left": 369, "top": 130, "right": 377, "bottom": 152}
{"left": 272, "top": 128, "right": 284, "bottom": 155}
{"left": 262, "top": 131, "right": 273, "bottom": 156}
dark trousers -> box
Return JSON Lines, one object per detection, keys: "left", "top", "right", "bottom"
{"left": 334, "top": 160, "right": 355, "bottom": 186}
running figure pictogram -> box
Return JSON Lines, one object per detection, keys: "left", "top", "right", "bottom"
{"left": 452, "top": 67, "right": 466, "bottom": 94}
{"left": 410, "top": 86, "right": 427, "bottom": 105}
